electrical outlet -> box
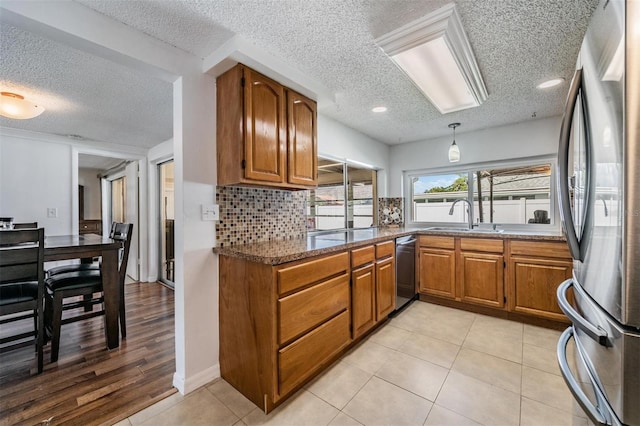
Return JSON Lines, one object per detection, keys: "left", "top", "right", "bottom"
{"left": 202, "top": 204, "right": 219, "bottom": 221}
{"left": 47, "top": 207, "right": 58, "bottom": 218}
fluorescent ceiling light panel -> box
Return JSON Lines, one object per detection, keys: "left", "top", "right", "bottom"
{"left": 374, "top": 3, "right": 488, "bottom": 114}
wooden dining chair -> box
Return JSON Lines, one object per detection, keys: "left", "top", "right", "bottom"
{"left": 0, "top": 228, "right": 46, "bottom": 373}
{"left": 13, "top": 222, "right": 38, "bottom": 229}
{"left": 44, "top": 223, "right": 133, "bottom": 362}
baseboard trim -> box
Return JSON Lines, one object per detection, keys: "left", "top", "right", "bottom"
{"left": 172, "top": 363, "right": 221, "bottom": 395}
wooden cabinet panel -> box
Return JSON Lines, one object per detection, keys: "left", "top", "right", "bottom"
{"left": 510, "top": 240, "right": 571, "bottom": 259}
{"left": 375, "top": 240, "right": 395, "bottom": 260}
{"left": 510, "top": 256, "right": 572, "bottom": 321}
{"left": 419, "top": 248, "right": 456, "bottom": 299}
{"left": 460, "top": 252, "right": 504, "bottom": 308}
{"left": 244, "top": 68, "right": 287, "bottom": 183}
{"left": 278, "top": 310, "right": 350, "bottom": 396}
{"left": 376, "top": 256, "right": 395, "bottom": 320}
{"left": 287, "top": 90, "right": 317, "bottom": 186}
{"left": 277, "top": 252, "right": 349, "bottom": 295}
{"left": 352, "top": 264, "right": 376, "bottom": 338}
{"left": 460, "top": 238, "right": 503, "bottom": 253}
{"left": 419, "top": 235, "right": 455, "bottom": 250}
{"left": 351, "top": 245, "right": 375, "bottom": 268}
{"left": 278, "top": 273, "right": 349, "bottom": 345}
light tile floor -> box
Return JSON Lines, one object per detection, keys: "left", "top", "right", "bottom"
{"left": 113, "top": 302, "right": 586, "bottom": 426}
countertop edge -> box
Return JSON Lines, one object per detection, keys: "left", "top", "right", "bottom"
{"left": 213, "top": 228, "right": 567, "bottom": 265}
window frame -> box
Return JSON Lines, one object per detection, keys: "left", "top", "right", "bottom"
{"left": 404, "top": 155, "right": 558, "bottom": 232}
{"left": 308, "top": 155, "right": 378, "bottom": 232}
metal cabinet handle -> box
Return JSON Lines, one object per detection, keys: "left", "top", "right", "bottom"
{"left": 557, "top": 68, "right": 583, "bottom": 261}
{"left": 557, "top": 279, "right": 608, "bottom": 346}
{"left": 557, "top": 327, "right": 608, "bottom": 425}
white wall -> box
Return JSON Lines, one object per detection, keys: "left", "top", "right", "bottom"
{"left": 318, "top": 114, "right": 391, "bottom": 197}
{"left": 0, "top": 132, "right": 73, "bottom": 235}
{"left": 78, "top": 168, "right": 102, "bottom": 219}
{"left": 388, "top": 116, "right": 562, "bottom": 197}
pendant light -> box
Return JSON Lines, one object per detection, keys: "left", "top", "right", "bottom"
{"left": 448, "top": 122, "right": 460, "bottom": 162}
{"left": 0, "top": 92, "right": 45, "bottom": 119}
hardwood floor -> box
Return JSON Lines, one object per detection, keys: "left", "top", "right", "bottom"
{"left": 0, "top": 281, "right": 176, "bottom": 426}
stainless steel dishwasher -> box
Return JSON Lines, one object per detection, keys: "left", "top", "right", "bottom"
{"left": 394, "top": 235, "right": 417, "bottom": 312}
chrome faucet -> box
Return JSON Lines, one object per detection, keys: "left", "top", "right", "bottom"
{"left": 448, "top": 199, "right": 474, "bottom": 229}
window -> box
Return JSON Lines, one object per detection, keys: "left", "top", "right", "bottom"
{"left": 307, "top": 158, "right": 377, "bottom": 230}
{"left": 409, "top": 160, "right": 553, "bottom": 227}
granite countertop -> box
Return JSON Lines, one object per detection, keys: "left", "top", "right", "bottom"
{"left": 213, "top": 226, "right": 567, "bottom": 265}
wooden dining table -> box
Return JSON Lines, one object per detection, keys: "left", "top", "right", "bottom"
{"left": 44, "top": 233, "right": 122, "bottom": 349}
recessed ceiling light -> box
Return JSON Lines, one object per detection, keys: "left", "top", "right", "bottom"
{"left": 537, "top": 78, "right": 565, "bottom": 89}
{"left": 374, "top": 4, "right": 487, "bottom": 115}
{"left": 372, "top": 106, "right": 387, "bottom": 113}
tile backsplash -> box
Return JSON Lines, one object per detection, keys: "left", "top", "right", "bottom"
{"left": 216, "top": 186, "right": 307, "bottom": 247}
{"left": 378, "top": 197, "right": 404, "bottom": 226}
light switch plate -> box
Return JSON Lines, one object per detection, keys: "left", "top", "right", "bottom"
{"left": 202, "top": 204, "right": 219, "bottom": 221}
{"left": 47, "top": 207, "right": 58, "bottom": 218}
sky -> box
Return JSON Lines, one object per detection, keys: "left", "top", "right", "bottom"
{"left": 413, "top": 174, "right": 461, "bottom": 194}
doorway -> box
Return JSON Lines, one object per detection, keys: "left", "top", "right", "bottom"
{"left": 158, "top": 160, "right": 174, "bottom": 286}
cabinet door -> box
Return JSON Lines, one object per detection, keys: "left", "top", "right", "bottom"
{"left": 376, "top": 257, "right": 395, "bottom": 320}
{"left": 287, "top": 90, "right": 317, "bottom": 187}
{"left": 418, "top": 248, "right": 456, "bottom": 299}
{"left": 509, "top": 256, "right": 572, "bottom": 321}
{"left": 459, "top": 252, "right": 504, "bottom": 308}
{"left": 244, "top": 68, "right": 287, "bottom": 184}
{"left": 352, "top": 264, "right": 376, "bottom": 338}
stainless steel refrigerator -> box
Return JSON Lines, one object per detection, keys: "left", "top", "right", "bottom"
{"left": 556, "top": 0, "right": 639, "bottom": 425}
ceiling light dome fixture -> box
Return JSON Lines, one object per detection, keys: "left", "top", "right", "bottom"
{"left": 448, "top": 122, "right": 461, "bottom": 163}
{"left": 372, "top": 106, "right": 387, "bottom": 113}
{"left": 0, "top": 92, "right": 45, "bottom": 119}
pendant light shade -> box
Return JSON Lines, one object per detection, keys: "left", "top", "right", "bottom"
{"left": 448, "top": 122, "right": 461, "bottom": 162}
{"left": 0, "top": 92, "right": 45, "bottom": 120}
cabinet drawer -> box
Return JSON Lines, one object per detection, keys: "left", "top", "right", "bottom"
{"left": 460, "top": 238, "right": 503, "bottom": 253}
{"left": 510, "top": 240, "right": 571, "bottom": 259}
{"left": 278, "top": 273, "right": 349, "bottom": 345}
{"left": 419, "top": 235, "right": 455, "bottom": 250}
{"left": 375, "top": 240, "right": 395, "bottom": 260}
{"left": 277, "top": 252, "right": 349, "bottom": 295}
{"left": 351, "top": 245, "right": 375, "bottom": 268}
{"left": 278, "top": 310, "right": 350, "bottom": 396}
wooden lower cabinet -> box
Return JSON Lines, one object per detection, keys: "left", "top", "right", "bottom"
{"left": 219, "top": 238, "right": 397, "bottom": 413}
{"left": 458, "top": 238, "right": 505, "bottom": 309}
{"left": 459, "top": 251, "right": 504, "bottom": 308}
{"left": 507, "top": 239, "right": 573, "bottom": 322}
{"left": 351, "top": 263, "right": 376, "bottom": 338}
{"left": 351, "top": 241, "right": 396, "bottom": 338}
{"left": 376, "top": 256, "right": 395, "bottom": 319}
{"left": 418, "top": 247, "right": 456, "bottom": 299}
{"left": 418, "top": 235, "right": 571, "bottom": 325}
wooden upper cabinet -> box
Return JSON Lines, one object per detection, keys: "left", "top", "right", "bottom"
{"left": 287, "top": 90, "right": 317, "bottom": 186}
{"left": 244, "top": 68, "right": 287, "bottom": 183}
{"left": 216, "top": 63, "right": 318, "bottom": 189}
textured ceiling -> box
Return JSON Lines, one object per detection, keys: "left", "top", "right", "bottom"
{"left": 1, "top": 0, "right": 598, "bottom": 149}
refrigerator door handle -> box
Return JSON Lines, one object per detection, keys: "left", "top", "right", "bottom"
{"left": 557, "top": 279, "right": 608, "bottom": 346}
{"left": 557, "top": 68, "right": 583, "bottom": 261}
{"left": 557, "top": 327, "right": 608, "bottom": 425}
